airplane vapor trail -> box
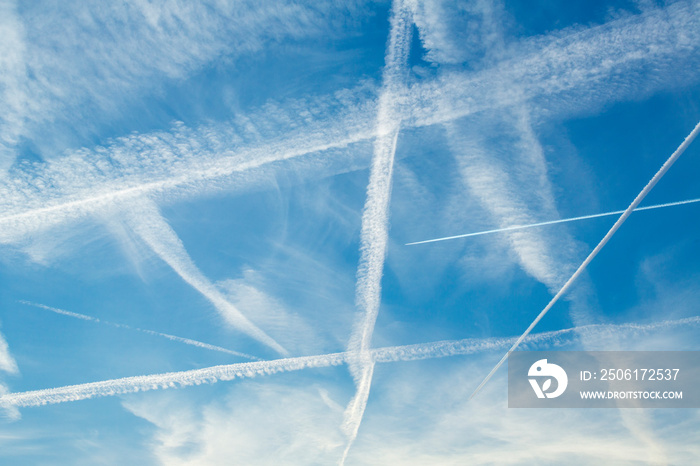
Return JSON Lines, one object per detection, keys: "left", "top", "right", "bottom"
{"left": 19, "top": 301, "right": 259, "bottom": 361}
{"left": 406, "top": 197, "right": 700, "bottom": 245}
{"left": 2, "top": 316, "right": 697, "bottom": 409}
{"left": 122, "top": 200, "right": 288, "bottom": 356}
{"left": 0, "top": 1, "right": 697, "bottom": 246}
{"left": 341, "top": 1, "right": 412, "bottom": 463}
{"left": 470, "top": 119, "right": 700, "bottom": 400}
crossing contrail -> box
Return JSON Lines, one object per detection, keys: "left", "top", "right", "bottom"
{"left": 1, "top": 316, "right": 697, "bottom": 409}
{"left": 341, "top": 1, "right": 413, "bottom": 463}
{"left": 406, "top": 197, "right": 700, "bottom": 245}
{"left": 19, "top": 301, "right": 260, "bottom": 361}
{"left": 469, "top": 119, "right": 700, "bottom": 400}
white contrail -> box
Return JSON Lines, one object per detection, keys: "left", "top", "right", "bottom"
{"left": 0, "top": 126, "right": 373, "bottom": 245}
{"left": 341, "top": 1, "right": 413, "bottom": 463}
{"left": 0, "top": 0, "right": 695, "bottom": 417}
{"left": 406, "top": 197, "right": 700, "bottom": 245}
{"left": 121, "top": 200, "right": 288, "bottom": 356}
{"left": 1, "top": 315, "right": 697, "bottom": 409}
{"left": 0, "top": 1, "right": 697, "bottom": 246}
{"left": 19, "top": 301, "right": 259, "bottom": 361}
{"left": 431, "top": 5, "right": 670, "bottom": 456}
{"left": 470, "top": 119, "right": 700, "bottom": 400}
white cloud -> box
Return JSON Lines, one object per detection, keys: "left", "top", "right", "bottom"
{"left": 0, "top": 383, "right": 20, "bottom": 421}
{"left": 0, "top": 0, "right": 698, "bottom": 255}
{"left": 445, "top": 115, "right": 582, "bottom": 294}
{"left": 123, "top": 383, "right": 345, "bottom": 465}
{"left": 218, "top": 269, "right": 320, "bottom": 356}
{"left": 347, "top": 355, "right": 700, "bottom": 465}
{"left": 409, "top": 0, "right": 505, "bottom": 65}
{"left": 0, "top": 328, "right": 18, "bottom": 376}
{"left": 0, "top": 0, "right": 370, "bottom": 167}
{"left": 0, "top": 0, "right": 28, "bottom": 170}
{"left": 0, "top": 88, "right": 378, "bottom": 248}
{"left": 407, "top": 0, "right": 700, "bottom": 129}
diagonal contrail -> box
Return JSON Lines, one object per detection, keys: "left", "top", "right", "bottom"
{"left": 1, "top": 316, "right": 698, "bottom": 409}
{"left": 406, "top": 197, "right": 700, "bottom": 245}
{"left": 340, "top": 1, "right": 413, "bottom": 463}
{"left": 469, "top": 120, "right": 700, "bottom": 400}
{"left": 121, "top": 200, "right": 288, "bottom": 356}
{"left": 19, "top": 301, "right": 260, "bottom": 361}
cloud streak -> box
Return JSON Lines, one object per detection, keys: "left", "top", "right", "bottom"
{"left": 19, "top": 301, "right": 259, "bottom": 361}
{"left": 0, "top": 332, "right": 18, "bottom": 375}
{"left": 121, "top": 200, "right": 288, "bottom": 356}
{"left": 2, "top": 315, "right": 698, "bottom": 409}
{"left": 342, "top": 0, "right": 413, "bottom": 462}
{"left": 0, "top": 0, "right": 368, "bottom": 167}
{"left": 406, "top": 197, "right": 700, "bottom": 245}
{"left": 470, "top": 119, "right": 700, "bottom": 400}
{"left": 0, "top": 1, "right": 697, "bottom": 248}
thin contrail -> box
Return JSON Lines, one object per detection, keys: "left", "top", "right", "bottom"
{"left": 406, "top": 197, "right": 700, "bottom": 245}
{"left": 469, "top": 119, "right": 700, "bottom": 400}
{"left": 122, "top": 200, "right": 288, "bottom": 356}
{"left": 1, "top": 316, "right": 697, "bottom": 409}
{"left": 19, "top": 301, "right": 260, "bottom": 361}
{"left": 341, "top": 1, "right": 412, "bottom": 464}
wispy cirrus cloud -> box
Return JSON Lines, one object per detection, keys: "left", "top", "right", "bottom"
{"left": 0, "top": 0, "right": 27, "bottom": 169}
{"left": 123, "top": 352, "right": 700, "bottom": 465}
{"left": 217, "top": 269, "right": 321, "bottom": 357}
{"left": 0, "top": 325, "right": 19, "bottom": 420}
{"left": 0, "top": 1, "right": 697, "bottom": 254}
{"left": 0, "top": 330, "right": 18, "bottom": 376}
{"left": 123, "top": 383, "right": 346, "bottom": 465}
{"left": 0, "top": 0, "right": 370, "bottom": 168}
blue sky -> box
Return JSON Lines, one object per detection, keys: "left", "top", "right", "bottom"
{"left": 1, "top": 0, "right": 700, "bottom": 464}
